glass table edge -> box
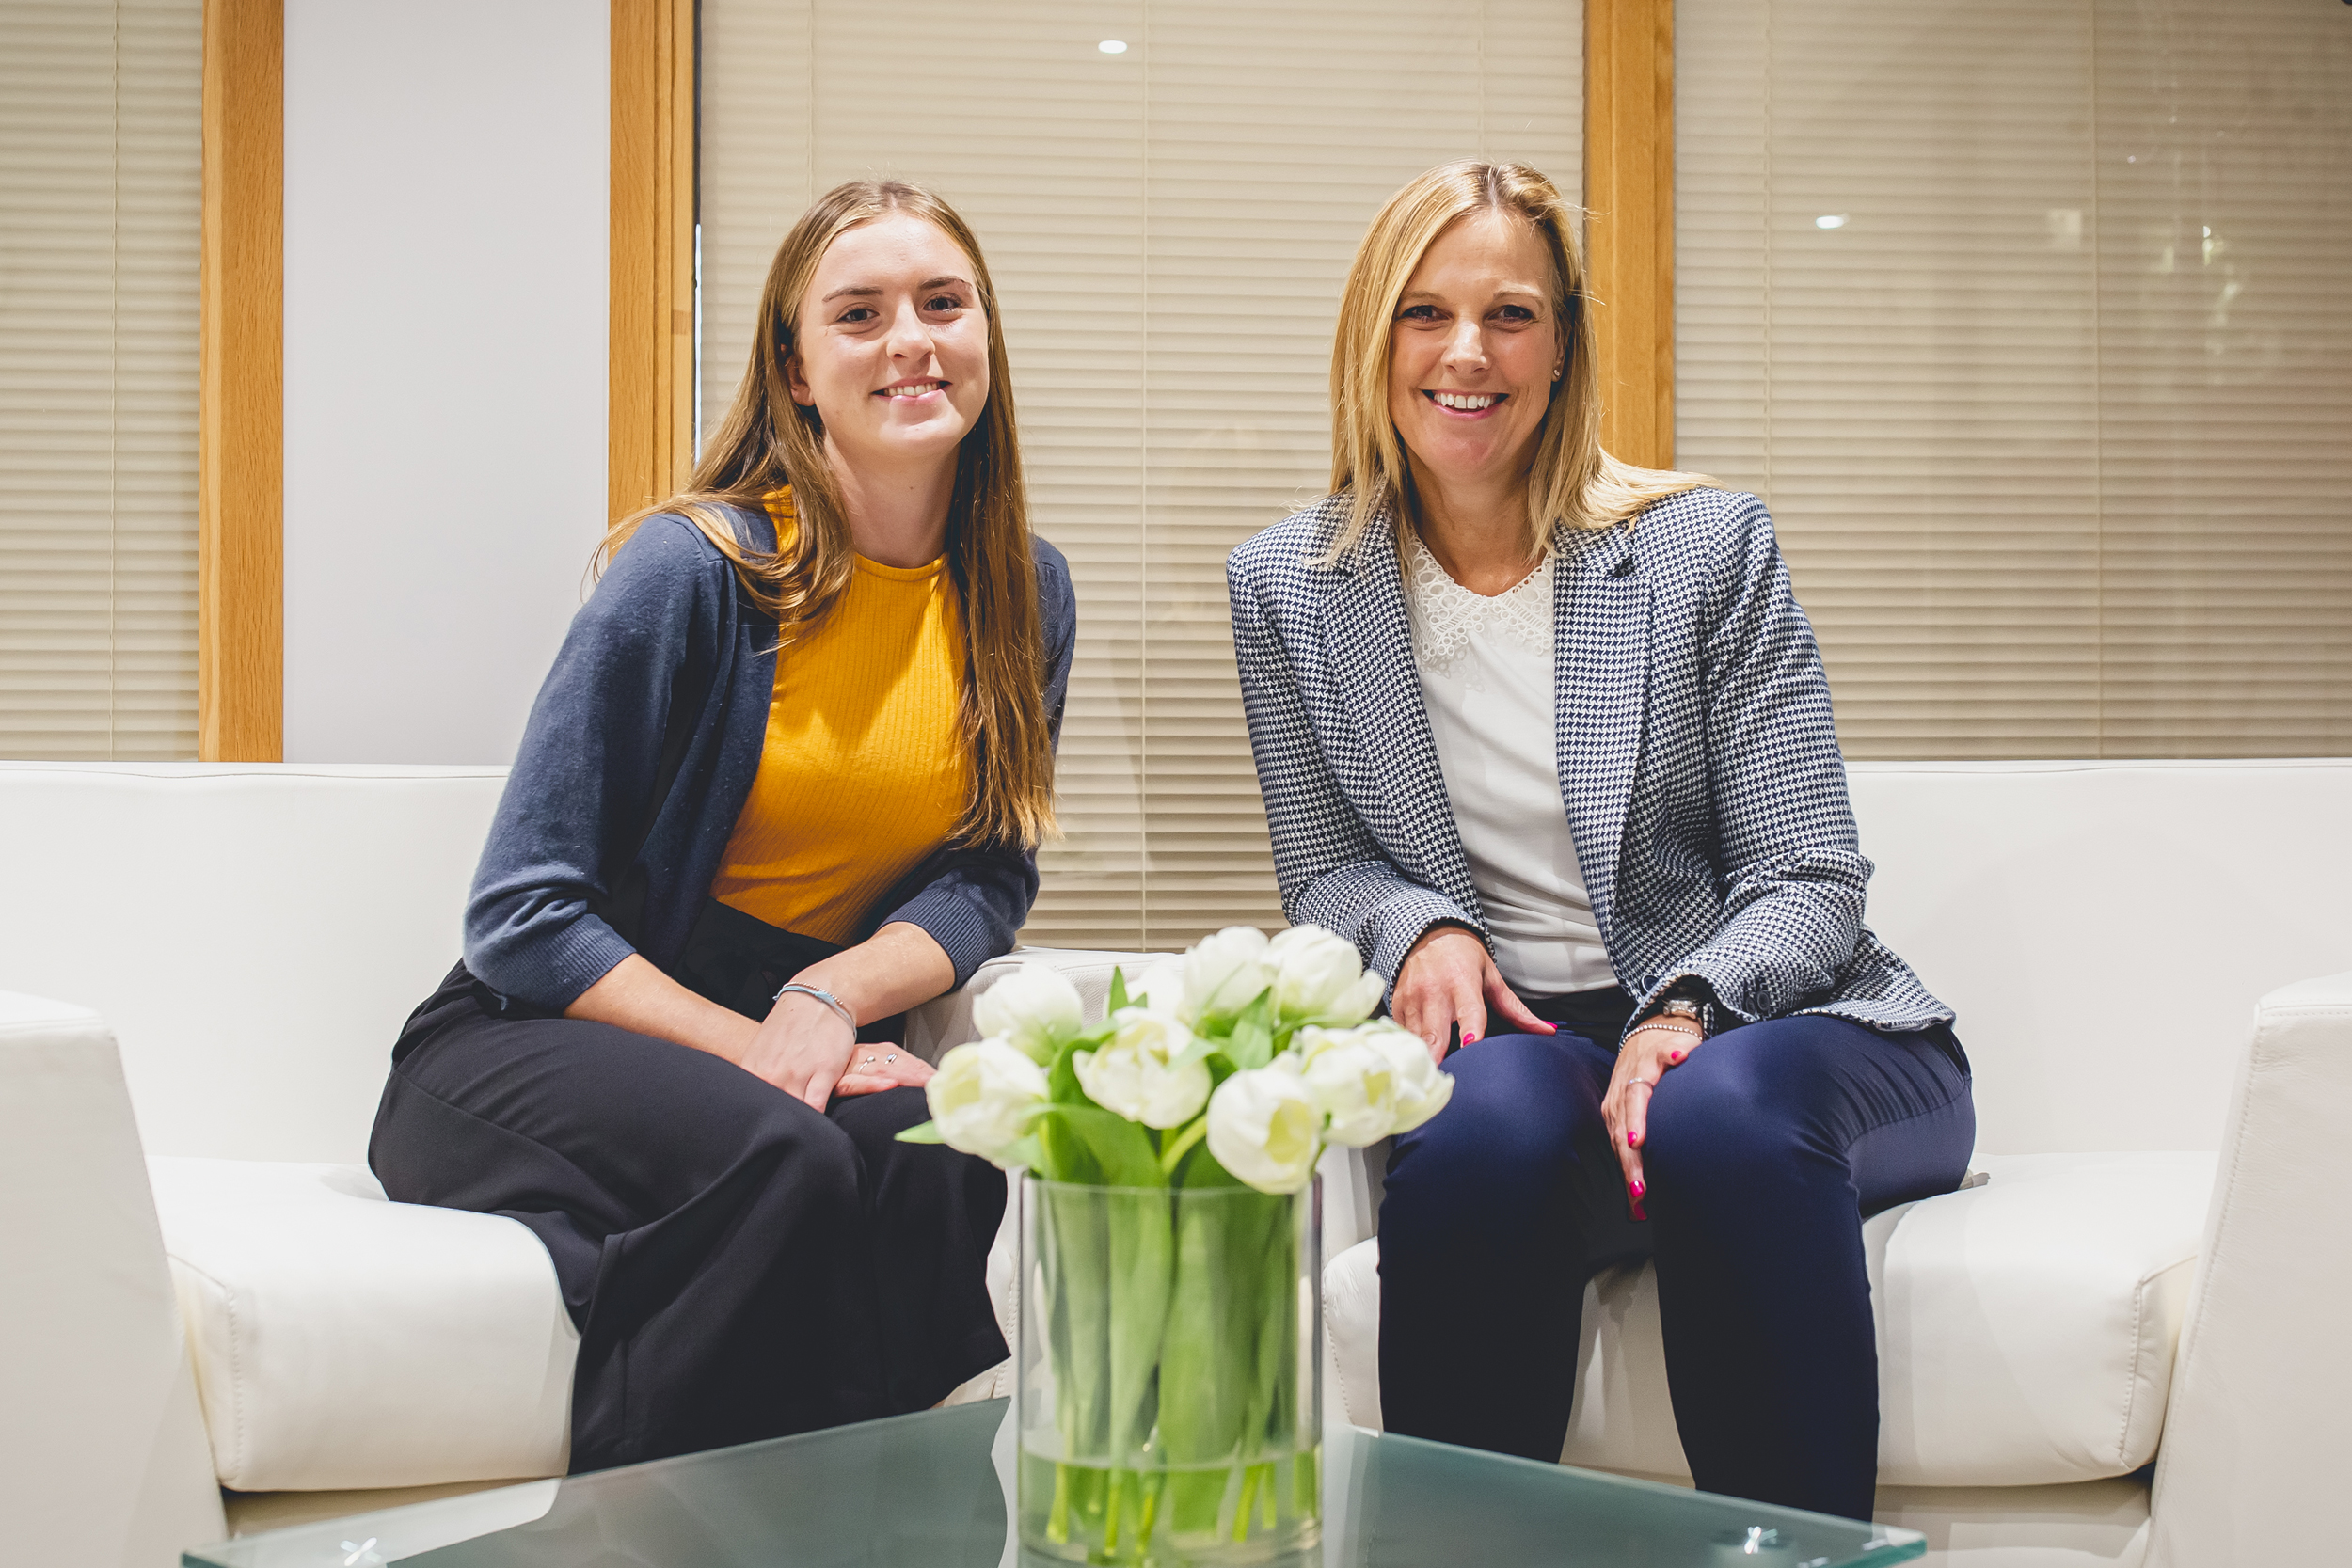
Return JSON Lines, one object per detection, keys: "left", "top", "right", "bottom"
{"left": 186, "top": 1402, "right": 1927, "bottom": 1568}
{"left": 1348, "top": 1424, "right": 1930, "bottom": 1563}
{"left": 181, "top": 1400, "right": 1013, "bottom": 1567}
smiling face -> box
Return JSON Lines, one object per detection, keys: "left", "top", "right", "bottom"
{"left": 786, "top": 212, "right": 993, "bottom": 476}
{"left": 1385, "top": 210, "right": 1565, "bottom": 507}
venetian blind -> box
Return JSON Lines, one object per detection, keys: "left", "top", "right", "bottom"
{"left": 1676, "top": 0, "right": 2352, "bottom": 758}
{"left": 0, "top": 0, "right": 202, "bottom": 759}
{"left": 700, "top": 0, "right": 1582, "bottom": 947}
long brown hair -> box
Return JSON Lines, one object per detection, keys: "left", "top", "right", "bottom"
{"left": 1329, "top": 160, "right": 1712, "bottom": 558}
{"left": 600, "top": 180, "right": 1056, "bottom": 850}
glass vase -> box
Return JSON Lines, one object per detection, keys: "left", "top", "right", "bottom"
{"left": 1015, "top": 1174, "right": 1322, "bottom": 1566}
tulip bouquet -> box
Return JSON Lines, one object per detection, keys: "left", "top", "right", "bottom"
{"left": 900, "top": 926, "right": 1453, "bottom": 1565}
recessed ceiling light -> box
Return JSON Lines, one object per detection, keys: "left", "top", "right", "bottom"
{"left": 1099, "top": 39, "right": 1128, "bottom": 53}
{"left": 1815, "top": 214, "right": 1849, "bottom": 230}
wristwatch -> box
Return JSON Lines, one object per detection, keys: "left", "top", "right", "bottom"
{"left": 1656, "top": 997, "right": 1705, "bottom": 1030}
{"left": 1638, "top": 992, "right": 1710, "bottom": 1039}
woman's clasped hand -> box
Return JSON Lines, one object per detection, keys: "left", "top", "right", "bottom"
{"left": 739, "top": 990, "right": 935, "bottom": 1109}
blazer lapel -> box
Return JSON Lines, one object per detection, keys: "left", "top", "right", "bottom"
{"left": 1321, "top": 521, "right": 1483, "bottom": 922}
{"left": 1553, "top": 525, "right": 1652, "bottom": 940}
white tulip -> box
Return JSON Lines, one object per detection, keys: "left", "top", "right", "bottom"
{"left": 1183, "top": 926, "right": 1279, "bottom": 1021}
{"left": 970, "top": 962, "right": 1086, "bottom": 1065}
{"left": 1360, "top": 1021, "right": 1456, "bottom": 1134}
{"left": 926, "top": 1037, "right": 1050, "bottom": 1167}
{"left": 1136, "top": 955, "right": 1192, "bottom": 1022}
{"left": 1073, "top": 1008, "right": 1212, "bottom": 1129}
{"left": 1205, "top": 1060, "right": 1325, "bottom": 1194}
{"left": 1294, "top": 1026, "right": 1402, "bottom": 1147}
{"left": 1266, "top": 925, "right": 1383, "bottom": 1024}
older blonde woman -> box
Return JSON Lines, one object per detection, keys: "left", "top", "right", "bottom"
{"left": 1226, "top": 161, "right": 1973, "bottom": 1518}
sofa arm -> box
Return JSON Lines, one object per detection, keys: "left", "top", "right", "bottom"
{"left": 0, "top": 991, "right": 224, "bottom": 1564}
{"left": 2150, "top": 970, "right": 2352, "bottom": 1567}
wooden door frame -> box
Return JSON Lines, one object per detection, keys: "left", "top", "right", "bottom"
{"left": 610, "top": 0, "right": 697, "bottom": 525}
{"left": 199, "top": 0, "right": 283, "bottom": 761}
{"left": 1584, "top": 0, "right": 1677, "bottom": 470}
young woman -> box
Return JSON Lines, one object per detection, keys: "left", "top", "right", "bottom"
{"left": 1226, "top": 161, "right": 1975, "bottom": 1519}
{"left": 370, "top": 181, "right": 1074, "bottom": 1473}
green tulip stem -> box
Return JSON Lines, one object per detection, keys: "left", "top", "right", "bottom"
{"left": 1103, "top": 1467, "right": 1125, "bottom": 1554}
{"left": 1136, "top": 1469, "right": 1162, "bottom": 1548}
{"left": 1157, "top": 1116, "right": 1209, "bottom": 1176}
{"left": 1048, "top": 1461, "right": 1073, "bottom": 1544}
{"left": 1232, "top": 1462, "right": 1262, "bottom": 1544}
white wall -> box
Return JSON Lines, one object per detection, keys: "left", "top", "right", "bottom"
{"left": 281, "top": 0, "right": 606, "bottom": 765}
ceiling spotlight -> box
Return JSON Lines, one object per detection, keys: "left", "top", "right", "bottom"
{"left": 1815, "top": 214, "right": 1849, "bottom": 230}
{"left": 1099, "top": 39, "right": 1128, "bottom": 53}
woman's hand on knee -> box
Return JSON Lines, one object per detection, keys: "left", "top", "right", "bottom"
{"left": 739, "top": 992, "right": 863, "bottom": 1111}
{"left": 1602, "top": 1022, "right": 1702, "bottom": 1220}
{"left": 1391, "top": 925, "right": 1553, "bottom": 1067}
{"left": 834, "top": 1046, "right": 935, "bottom": 1098}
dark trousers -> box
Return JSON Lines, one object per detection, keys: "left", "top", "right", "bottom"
{"left": 1376, "top": 995, "right": 1975, "bottom": 1520}
{"left": 369, "top": 963, "right": 1009, "bottom": 1473}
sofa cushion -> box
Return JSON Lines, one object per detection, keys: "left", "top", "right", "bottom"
{"left": 1324, "top": 1151, "right": 2215, "bottom": 1487}
{"left": 148, "top": 1157, "right": 576, "bottom": 1492}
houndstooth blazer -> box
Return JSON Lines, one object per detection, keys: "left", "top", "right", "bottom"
{"left": 1225, "top": 485, "right": 1953, "bottom": 1035}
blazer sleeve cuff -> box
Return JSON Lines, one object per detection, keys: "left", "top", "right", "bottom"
{"left": 1294, "top": 868, "right": 1478, "bottom": 992}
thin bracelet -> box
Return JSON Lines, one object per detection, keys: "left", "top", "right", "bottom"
{"left": 773, "top": 982, "right": 856, "bottom": 1034}
{"left": 1629, "top": 1021, "right": 1703, "bottom": 1042}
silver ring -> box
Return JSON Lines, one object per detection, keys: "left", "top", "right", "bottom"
{"left": 861, "top": 1055, "right": 877, "bottom": 1068}
{"left": 885, "top": 1053, "right": 898, "bottom": 1065}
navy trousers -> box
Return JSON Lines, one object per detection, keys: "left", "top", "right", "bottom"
{"left": 1377, "top": 1002, "right": 1974, "bottom": 1520}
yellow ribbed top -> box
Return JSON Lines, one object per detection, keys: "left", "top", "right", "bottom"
{"left": 709, "top": 489, "right": 970, "bottom": 942}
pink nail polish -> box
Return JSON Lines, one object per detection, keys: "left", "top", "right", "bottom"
{"left": 1463, "top": 1033, "right": 1478, "bottom": 1045}
{"left": 1630, "top": 1180, "right": 1645, "bottom": 1198}
{"left": 1669, "top": 1049, "right": 1685, "bottom": 1064}
{"left": 1630, "top": 1200, "right": 1648, "bottom": 1222}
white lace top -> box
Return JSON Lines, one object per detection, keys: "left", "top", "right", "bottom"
{"left": 1402, "top": 529, "right": 1616, "bottom": 996}
{"left": 1403, "top": 529, "right": 1557, "bottom": 673}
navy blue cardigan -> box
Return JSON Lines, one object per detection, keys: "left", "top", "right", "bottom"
{"left": 463, "top": 504, "right": 1077, "bottom": 1013}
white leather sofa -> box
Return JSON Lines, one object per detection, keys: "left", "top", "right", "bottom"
{"left": 3, "top": 759, "right": 2347, "bottom": 1567}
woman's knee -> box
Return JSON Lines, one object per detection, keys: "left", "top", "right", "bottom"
{"left": 723, "top": 1091, "right": 865, "bottom": 1212}
{"left": 1386, "top": 1033, "right": 1600, "bottom": 1202}
{"left": 1640, "top": 1044, "right": 1806, "bottom": 1196}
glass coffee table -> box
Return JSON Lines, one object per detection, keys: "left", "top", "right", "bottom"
{"left": 184, "top": 1401, "right": 1924, "bottom": 1567}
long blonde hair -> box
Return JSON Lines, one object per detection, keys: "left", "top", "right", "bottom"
{"left": 1329, "top": 160, "right": 1710, "bottom": 557}
{"left": 600, "top": 180, "right": 1056, "bottom": 850}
